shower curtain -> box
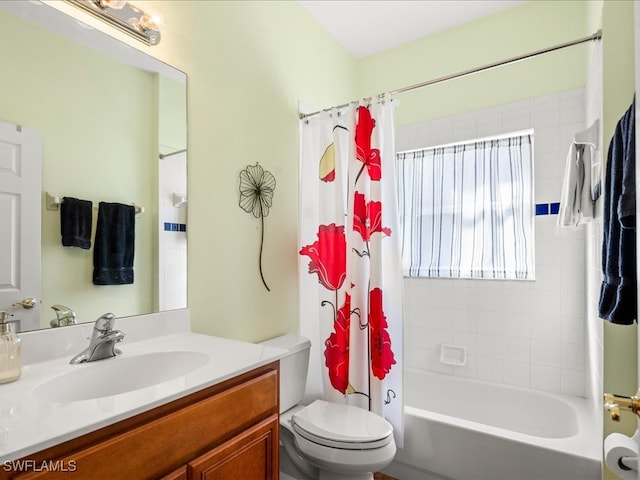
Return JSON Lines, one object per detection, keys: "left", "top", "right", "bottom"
{"left": 298, "top": 94, "right": 403, "bottom": 445}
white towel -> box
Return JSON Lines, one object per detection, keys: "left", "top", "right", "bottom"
{"left": 557, "top": 120, "right": 601, "bottom": 227}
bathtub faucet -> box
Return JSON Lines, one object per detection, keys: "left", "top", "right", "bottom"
{"left": 604, "top": 390, "right": 640, "bottom": 421}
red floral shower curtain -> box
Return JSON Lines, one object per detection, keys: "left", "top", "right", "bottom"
{"left": 298, "top": 95, "right": 403, "bottom": 445}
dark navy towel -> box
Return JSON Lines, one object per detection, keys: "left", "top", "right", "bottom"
{"left": 93, "top": 202, "right": 135, "bottom": 285}
{"left": 599, "top": 98, "right": 636, "bottom": 324}
{"left": 60, "top": 197, "right": 92, "bottom": 249}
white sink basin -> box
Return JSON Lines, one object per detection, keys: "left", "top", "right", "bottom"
{"left": 33, "top": 351, "right": 210, "bottom": 402}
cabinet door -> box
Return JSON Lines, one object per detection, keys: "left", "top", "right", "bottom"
{"left": 159, "top": 466, "right": 188, "bottom": 480}
{"left": 188, "top": 415, "right": 278, "bottom": 480}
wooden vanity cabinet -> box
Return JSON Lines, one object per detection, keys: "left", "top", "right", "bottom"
{"left": 6, "top": 362, "right": 279, "bottom": 480}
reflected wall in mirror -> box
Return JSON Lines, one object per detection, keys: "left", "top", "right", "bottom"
{"left": 0, "top": 1, "right": 187, "bottom": 332}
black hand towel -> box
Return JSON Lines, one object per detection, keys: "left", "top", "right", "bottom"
{"left": 60, "top": 197, "right": 92, "bottom": 249}
{"left": 93, "top": 202, "right": 135, "bottom": 285}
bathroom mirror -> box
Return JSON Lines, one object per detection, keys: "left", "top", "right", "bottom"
{"left": 0, "top": 1, "right": 187, "bottom": 332}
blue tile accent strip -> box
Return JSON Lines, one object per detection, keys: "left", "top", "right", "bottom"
{"left": 163, "top": 222, "right": 187, "bottom": 232}
{"left": 536, "top": 202, "right": 561, "bottom": 216}
{"left": 535, "top": 203, "right": 549, "bottom": 215}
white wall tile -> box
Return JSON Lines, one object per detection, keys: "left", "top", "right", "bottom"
{"left": 531, "top": 339, "right": 562, "bottom": 367}
{"left": 560, "top": 238, "right": 586, "bottom": 268}
{"left": 531, "top": 364, "right": 561, "bottom": 393}
{"left": 530, "top": 95, "right": 560, "bottom": 129}
{"left": 535, "top": 264, "right": 562, "bottom": 292}
{"left": 452, "top": 112, "right": 477, "bottom": 143}
{"left": 430, "top": 117, "right": 453, "bottom": 146}
{"left": 475, "top": 287, "right": 504, "bottom": 313}
{"left": 562, "top": 342, "right": 586, "bottom": 370}
{"left": 428, "top": 307, "right": 455, "bottom": 330}
{"left": 502, "top": 100, "right": 530, "bottom": 131}
{"left": 503, "top": 361, "right": 531, "bottom": 387}
{"left": 428, "top": 348, "right": 453, "bottom": 374}
{"left": 453, "top": 330, "right": 477, "bottom": 356}
{"left": 453, "top": 308, "right": 477, "bottom": 332}
{"left": 476, "top": 310, "right": 503, "bottom": 335}
{"left": 502, "top": 285, "right": 532, "bottom": 313}
{"left": 504, "top": 336, "right": 531, "bottom": 363}
{"left": 561, "top": 315, "right": 585, "bottom": 345}
{"left": 452, "top": 283, "right": 477, "bottom": 310}
{"left": 453, "top": 355, "right": 477, "bottom": 378}
{"left": 427, "top": 328, "right": 454, "bottom": 350}
{"left": 476, "top": 106, "right": 503, "bottom": 137}
{"left": 406, "top": 347, "right": 429, "bottom": 370}
{"left": 405, "top": 325, "right": 428, "bottom": 348}
{"left": 502, "top": 313, "right": 532, "bottom": 338}
{"left": 561, "top": 368, "right": 585, "bottom": 397}
{"left": 561, "top": 290, "right": 586, "bottom": 318}
{"left": 535, "top": 152, "right": 561, "bottom": 179}
{"left": 535, "top": 177, "right": 562, "bottom": 202}
{"left": 560, "top": 89, "right": 586, "bottom": 124}
{"left": 477, "top": 333, "right": 504, "bottom": 359}
{"left": 430, "top": 281, "right": 454, "bottom": 308}
{"left": 536, "top": 234, "right": 562, "bottom": 267}
{"left": 530, "top": 288, "right": 561, "bottom": 318}
{"left": 399, "top": 88, "right": 589, "bottom": 399}
{"left": 530, "top": 314, "right": 558, "bottom": 341}
{"left": 477, "top": 357, "right": 503, "bottom": 383}
{"left": 534, "top": 126, "right": 561, "bottom": 155}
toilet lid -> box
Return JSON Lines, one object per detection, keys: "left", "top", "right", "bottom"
{"left": 291, "top": 400, "right": 393, "bottom": 450}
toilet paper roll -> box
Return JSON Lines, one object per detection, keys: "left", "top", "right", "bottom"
{"left": 605, "top": 432, "right": 638, "bottom": 480}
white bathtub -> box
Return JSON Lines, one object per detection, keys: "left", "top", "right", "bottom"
{"left": 396, "top": 369, "right": 602, "bottom": 480}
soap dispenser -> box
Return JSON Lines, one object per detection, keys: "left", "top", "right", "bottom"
{"left": 0, "top": 311, "right": 20, "bottom": 384}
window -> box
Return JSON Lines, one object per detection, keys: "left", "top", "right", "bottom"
{"left": 396, "top": 132, "right": 534, "bottom": 280}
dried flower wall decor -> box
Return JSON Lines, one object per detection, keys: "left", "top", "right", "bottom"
{"left": 239, "top": 163, "right": 276, "bottom": 291}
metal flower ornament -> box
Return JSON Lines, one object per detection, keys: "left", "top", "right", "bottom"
{"left": 239, "top": 163, "right": 276, "bottom": 291}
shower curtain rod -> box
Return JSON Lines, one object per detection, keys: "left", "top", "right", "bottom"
{"left": 159, "top": 148, "right": 187, "bottom": 159}
{"left": 298, "top": 29, "right": 602, "bottom": 120}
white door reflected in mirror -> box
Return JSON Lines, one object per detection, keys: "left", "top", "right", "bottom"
{"left": 0, "top": 121, "right": 41, "bottom": 332}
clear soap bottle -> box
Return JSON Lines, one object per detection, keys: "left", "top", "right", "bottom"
{"left": 0, "top": 311, "right": 21, "bottom": 384}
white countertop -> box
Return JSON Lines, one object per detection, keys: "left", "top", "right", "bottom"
{"left": 0, "top": 310, "right": 286, "bottom": 462}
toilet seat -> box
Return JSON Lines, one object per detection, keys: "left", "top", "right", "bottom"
{"left": 291, "top": 399, "right": 393, "bottom": 450}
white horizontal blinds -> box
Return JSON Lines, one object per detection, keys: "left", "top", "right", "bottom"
{"left": 396, "top": 133, "right": 534, "bottom": 280}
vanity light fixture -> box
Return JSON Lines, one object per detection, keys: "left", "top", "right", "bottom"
{"left": 65, "top": 0, "right": 162, "bottom": 46}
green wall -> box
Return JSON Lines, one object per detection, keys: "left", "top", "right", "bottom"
{"left": 601, "top": 4, "right": 637, "bottom": 478}
{"left": 134, "top": 0, "right": 357, "bottom": 341}
{"left": 159, "top": 75, "right": 187, "bottom": 153}
{"left": 357, "top": 1, "right": 596, "bottom": 125}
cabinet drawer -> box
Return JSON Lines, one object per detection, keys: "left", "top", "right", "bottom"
{"left": 13, "top": 367, "right": 278, "bottom": 480}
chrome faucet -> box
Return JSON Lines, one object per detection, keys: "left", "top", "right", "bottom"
{"left": 70, "top": 313, "right": 125, "bottom": 364}
{"left": 50, "top": 304, "right": 77, "bottom": 327}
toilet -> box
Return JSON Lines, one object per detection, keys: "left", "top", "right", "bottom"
{"left": 260, "top": 334, "right": 396, "bottom": 480}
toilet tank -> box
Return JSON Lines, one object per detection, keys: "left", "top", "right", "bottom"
{"left": 259, "top": 334, "right": 310, "bottom": 413}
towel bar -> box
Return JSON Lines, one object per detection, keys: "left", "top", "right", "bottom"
{"left": 45, "top": 192, "right": 144, "bottom": 217}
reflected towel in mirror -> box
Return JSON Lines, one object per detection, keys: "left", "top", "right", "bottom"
{"left": 60, "top": 197, "right": 92, "bottom": 249}
{"left": 93, "top": 202, "right": 135, "bottom": 285}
